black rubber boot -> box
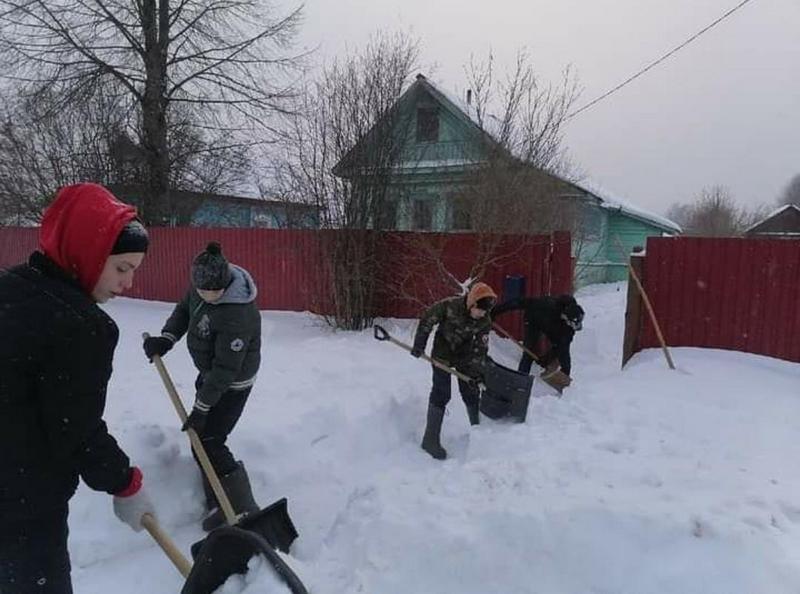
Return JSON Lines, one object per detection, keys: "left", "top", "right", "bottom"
{"left": 201, "top": 461, "right": 260, "bottom": 532}
{"left": 421, "top": 404, "right": 447, "bottom": 460}
{"left": 201, "top": 475, "right": 223, "bottom": 531}
{"left": 467, "top": 403, "right": 480, "bottom": 426}
{"left": 202, "top": 475, "right": 216, "bottom": 510}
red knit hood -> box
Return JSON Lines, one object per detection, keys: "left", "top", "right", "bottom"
{"left": 39, "top": 183, "right": 138, "bottom": 294}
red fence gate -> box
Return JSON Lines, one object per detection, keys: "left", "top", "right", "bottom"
{"left": 623, "top": 236, "right": 800, "bottom": 365}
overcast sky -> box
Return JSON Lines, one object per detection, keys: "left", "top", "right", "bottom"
{"left": 296, "top": 0, "right": 799, "bottom": 216}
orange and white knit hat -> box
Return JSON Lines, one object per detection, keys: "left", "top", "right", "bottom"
{"left": 466, "top": 282, "right": 498, "bottom": 310}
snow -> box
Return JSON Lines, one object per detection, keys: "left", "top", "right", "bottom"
{"left": 66, "top": 281, "right": 800, "bottom": 593}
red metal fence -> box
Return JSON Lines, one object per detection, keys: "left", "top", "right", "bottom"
{"left": 0, "top": 227, "right": 572, "bottom": 326}
{"left": 625, "top": 236, "right": 800, "bottom": 364}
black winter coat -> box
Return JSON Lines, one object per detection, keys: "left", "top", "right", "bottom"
{"left": 161, "top": 265, "right": 261, "bottom": 409}
{"left": 0, "top": 252, "right": 132, "bottom": 519}
{"left": 492, "top": 296, "right": 576, "bottom": 374}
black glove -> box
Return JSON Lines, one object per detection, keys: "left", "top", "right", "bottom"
{"left": 143, "top": 335, "right": 173, "bottom": 361}
{"left": 468, "top": 372, "right": 486, "bottom": 391}
{"left": 181, "top": 406, "right": 208, "bottom": 434}
{"left": 410, "top": 335, "right": 426, "bottom": 358}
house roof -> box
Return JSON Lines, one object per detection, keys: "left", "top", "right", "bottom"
{"left": 743, "top": 204, "right": 800, "bottom": 235}
{"left": 564, "top": 178, "right": 682, "bottom": 234}
{"left": 109, "top": 184, "right": 318, "bottom": 212}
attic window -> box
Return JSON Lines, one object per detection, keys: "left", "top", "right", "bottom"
{"left": 416, "top": 107, "right": 439, "bottom": 143}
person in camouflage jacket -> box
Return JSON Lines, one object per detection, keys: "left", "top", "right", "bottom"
{"left": 411, "top": 282, "right": 497, "bottom": 460}
{"left": 143, "top": 241, "right": 262, "bottom": 531}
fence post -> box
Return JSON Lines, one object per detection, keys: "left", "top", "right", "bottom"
{"left": 621, "top": 248, "right": 645, "bottom": 368}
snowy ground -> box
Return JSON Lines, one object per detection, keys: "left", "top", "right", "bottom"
{"left": 69, "top": 282, "right": 800, "bottom": 593}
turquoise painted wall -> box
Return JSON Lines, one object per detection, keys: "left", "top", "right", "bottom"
{"left": 192, "top": 201, "right": 251, "bottom": 227}
{"left": 573, "top": 204, "right": 609, "bottom": 287}
{"left": 383, "top": 86, "right": 483, "bottom": 231}
{"left": 572, "top": 209, "right": 670, "bottom": 287}
{"left": 191, "top": 200, "right": 319, "bottom": 229}
{"left": 605, "top": 213, "right": 666, "bottom": 282}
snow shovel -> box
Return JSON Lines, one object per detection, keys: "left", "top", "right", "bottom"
{"left": 491, "top": 322, "right": 571, "bottom": 394}
{"left": 143, "top": 334, "right": 303, "bottom": 594}
{"left": 478, "top": 357, "right": 534, "bottom": 423}
{"left": 373, "top": 325, "right": 533, "bottom": 423}
{"left": 372, "top": 324, "right": 476, "bottom": 384}
{"left": 141, "top": 513, "right": 308, "bottom": 594}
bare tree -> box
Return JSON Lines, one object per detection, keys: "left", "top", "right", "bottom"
{"left": 276, "top": 31, "right": 420, "bottom": 330}
{"left": 0, "top": 0, "right": 303, "bottom": 224}
{"left": 0, "top": 85, "right": 253, "bottom": 223}
{"left": 668, "top": 186, "right": 755, "bottom": 236}
{"left": 778, "top": 173, "right": 800, "bottom": 206}
{"left": 456, "top": 50, "right": 581, "bottom": 236}
{"left": 0, "top": 83, "right": 132, "bottom": 222}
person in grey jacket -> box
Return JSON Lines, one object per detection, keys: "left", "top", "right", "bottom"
{"left": 143, "top": 241, "right": 261, "bottom": 531}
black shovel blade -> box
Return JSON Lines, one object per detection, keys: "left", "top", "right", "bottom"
{"left": 480, "top": 358, "right": 534, "bottom": 423}
{"left": 238, "top": 497, "right": 298, "bottom": 554}
{"left": 182, "top": 498, "right": 299, "bottom": 594}
{"left": 182, "top": 527, "right": 253, "bottom": 594}
{"left": 181, "top": 524, "right": 307, "bottom": 594}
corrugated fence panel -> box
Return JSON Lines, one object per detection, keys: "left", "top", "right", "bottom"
{"left": 0, "top": 227, "right": 573, "bottom": 330}
{"left": 375, "top": 231, "right": 572, "bottom": 340}
{"left": 0, "top": 227, "right": 38, "bottom": 269}
{"left": 638, "top": 236, "right": 800, "bottom": 363}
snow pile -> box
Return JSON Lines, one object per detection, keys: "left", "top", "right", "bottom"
{"left": 67, "top": 282, "right": 800, "bottom": 593}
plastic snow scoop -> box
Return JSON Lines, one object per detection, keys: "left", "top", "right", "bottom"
{"left": 478, "top": 357, "right": 534, "bottom": 423}
{"left": 183, "top": 525, "right": 308, "bottom": 594}
{"left": 143, "top": 333, "right": 304, "bottom": 594}
{"left": 373, "top": 324, "right": 476, "bottom": 384}
{"left": 141, "top": 514, "right": 309, "bottom": 594}
{"left": 491, "top": 322, "right": 571, "bottom": 394}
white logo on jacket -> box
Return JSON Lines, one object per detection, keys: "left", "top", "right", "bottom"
{"left": 196, "top": 314, "right": 211, "bottom": 338}
{"left": 230, "top": 338, "right": 245, "bottom": 352}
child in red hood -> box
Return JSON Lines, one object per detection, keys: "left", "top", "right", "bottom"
{"left": 0, "top": 183, "right": 156, "bottom": 594}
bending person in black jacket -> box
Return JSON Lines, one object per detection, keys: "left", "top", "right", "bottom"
{"left": 143, "top": 241, "right": 262, "bottom": 531}
{"left": 0, "top": 183, "right": 155, "bottom": 594}
{"left": 492, "top": 294, "right": 584, "bottom": 376}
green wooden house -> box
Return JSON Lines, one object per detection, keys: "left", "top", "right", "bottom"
{"left": 335, "top": 74, "right": 680, "bottom": 287}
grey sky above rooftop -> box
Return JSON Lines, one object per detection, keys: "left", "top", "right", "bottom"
{"left": 296, "top": 0, "right": 799, "bottom": 215}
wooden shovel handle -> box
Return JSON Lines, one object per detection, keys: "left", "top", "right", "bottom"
{"left": 373, "top": 325, "right": 475, "bottom": 383}
{"left": 143, "top": 333, "right": 238, "bottom": 525}
{"left": 491, "top": 322, "right": 539, "bottom": 362}
{"left": 141, "top": 513, "right": 192, "bottom": 578}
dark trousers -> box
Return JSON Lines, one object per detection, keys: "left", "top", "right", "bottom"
{"left": 518, "top": 328, "right": 542, "bottom": 374}
{"left": 192, "top": 382, "right": 252, "bottom": 478}
{"left": 428, "top": 366, "right": 479, "bottom": 410}
{"left": 0, "top": 505, "right": 72, "bottom": 594}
